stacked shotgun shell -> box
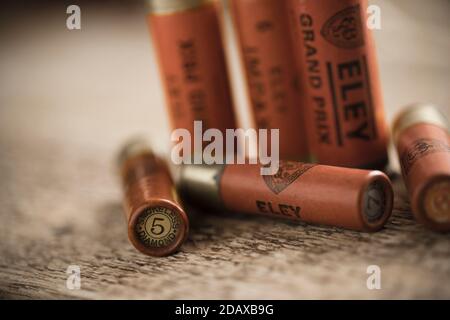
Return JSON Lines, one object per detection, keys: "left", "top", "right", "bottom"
{"left": 117, "top": 0, "right": 450, "bottom": 256}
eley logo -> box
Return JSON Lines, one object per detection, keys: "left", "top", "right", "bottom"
{"left": 321, "top": 5, "right": 364, "bottom": 49}
{"left": 262, "top": 161, "right": 315, "bottom": 195}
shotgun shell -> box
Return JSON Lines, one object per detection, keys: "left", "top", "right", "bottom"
{"left": 147, "top": 0, "right": 237, "bottom": 139}
{"left": 118, "top": 139, "right": 189, "bottom": 256}
{"left": 178, "top": 161, "right": 393, "bottom": 232}
{"left": 393, "top": 103, "right": 450, "bottom": 232}
{"left": 289, "top": 0, "right": 388, "bottom": 169}
{"left": 230, "top": 0, "right": 309, "bottom": 161}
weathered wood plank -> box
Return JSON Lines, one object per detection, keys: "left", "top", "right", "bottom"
{"left": 0, "top": 137, "right": 449, "bottom": 299}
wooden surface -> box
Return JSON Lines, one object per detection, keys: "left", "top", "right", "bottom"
{"left": 0, "top": 0, "right": 449, "bottom": 299}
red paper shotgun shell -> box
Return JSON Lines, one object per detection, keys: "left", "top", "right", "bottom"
{"left": 178, "top": 161, "right": 393, "bottom": 232}
{"left": 118, "top": 139, "right": 189, "bottom": 256}
{"left": 147, "top": 0, "right": 237, "bottom": 139}
{"left": 393, "top": 103, "right": 450, "bottom": 232}
{"left": 289, "top": 0, "right": 388, "bottom": 169}
{"left": 230, "top": 0, "right": 309, "bottom": 161}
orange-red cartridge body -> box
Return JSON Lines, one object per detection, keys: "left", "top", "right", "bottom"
{"left": 148, "top": 0, "right": 237, "bottom": 137}
{"left": 393, "top": 104, "right": 450, "bottom": 232}
{"left": 289, "top": 0, "right": 388, "bottom": 168}
{"left": 119, "top": 141, "right": 189, "bottom": 256}
{"left": 231, "top": 0, "right": 309, "bottom": 160}
{"left": 179, "top": 161, "right": 393, "bottom": 232}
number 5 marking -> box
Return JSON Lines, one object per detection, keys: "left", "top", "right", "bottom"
{"left": 150, "top": 217, "right": 165, "bottom": 236}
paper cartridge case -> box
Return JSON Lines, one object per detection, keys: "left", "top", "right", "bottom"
{"left": 393, "top": 103, "right": 450, "bottom": 232}
{"left": 118, "top": 140, "right": 189, "bottom": 256}
{"left": 147, "top": 0, "right": 237, "bottom": 138}
{"left": 230, "top": 0, "right": 309, "bottom": 160}
{"left": 289, "top": 0, "right": 388, "bottom": 169}
{"left": 178, "top": 161, "right": 393, "bottom": 231}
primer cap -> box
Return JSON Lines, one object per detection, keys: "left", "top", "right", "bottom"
{"left": 148, "top": 0, "right": 212, "bottom": 15}
{"left": 392, "top": 103, "right": 449, "bottom": 145}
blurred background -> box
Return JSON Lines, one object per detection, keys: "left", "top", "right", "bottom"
{"left": 0, "top": 0, "right": 449, "bottom": 299}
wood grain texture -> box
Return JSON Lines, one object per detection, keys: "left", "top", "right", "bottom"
{"left": 0, "top": 135, "right": 449, "bottom": 299}
{"left": 0, "top": 0, "right": 449, "bottom": 299}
